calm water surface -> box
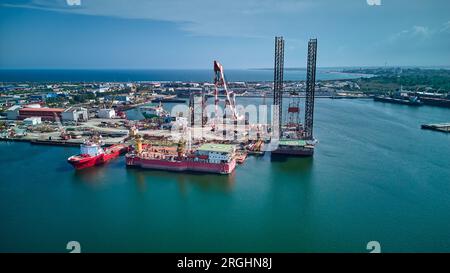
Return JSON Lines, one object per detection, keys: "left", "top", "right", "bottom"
{"left": 0, "top": 68, "right": 368, "bottom": 83}
{"left": 1, "top": 99, "right": 449, "bottom": 252}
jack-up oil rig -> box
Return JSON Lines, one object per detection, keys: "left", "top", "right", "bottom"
{"left": 186, "top": 37, "right": 318, "bottom": 156}
{"left": 272, "top": 37, "right": 318, "bottom": 157}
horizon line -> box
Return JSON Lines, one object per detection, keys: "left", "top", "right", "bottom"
{"left": 1, "top": 65, "right": 450, "bottom": 71}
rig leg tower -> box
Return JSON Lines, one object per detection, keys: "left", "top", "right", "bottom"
{"left": 304, "top": 38, "right": 317, "bottom": 140}
{"left": 273, "top": 36, "right": 285, "bottom": 138}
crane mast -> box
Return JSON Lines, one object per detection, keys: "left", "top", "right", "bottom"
{"left": 212, "top": 60, "right": 242, "bottom": 131}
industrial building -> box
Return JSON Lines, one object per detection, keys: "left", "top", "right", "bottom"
{"left": 28, "top": 94, "right": 45, "bottom": 101}
{"left": 98, "top": 109, "right": 116, "bottom": 119}
{"left": 62, "top": 107, "right": 88, "bottom": 122}
{"left": 5, "top": 105, "right": 22, "bottom": 120}
{"left": 23, "top": 117, "right": 42, "bottom": 126}
{"left": 105, "top": 95, "right": 130, "bottom": 102}
{"left": 18, "top": 107, "right": 64, "bottom": 121}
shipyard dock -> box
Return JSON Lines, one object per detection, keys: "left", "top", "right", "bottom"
{"left": 0, "top": 36, "right": 320, "bottom": 177}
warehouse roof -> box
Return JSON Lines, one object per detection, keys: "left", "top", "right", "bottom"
{"left": 20, "top": 107, "right": 64, "bottom": 112}
{"left": 64, "top": 107, "right": 87, "bottom": 113}
{"left": 7, "top": 105, "right": 22, "bottom": 111}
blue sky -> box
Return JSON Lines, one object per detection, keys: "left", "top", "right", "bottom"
{"left": 0, "top": 0, "right": 449, "bottom": 69}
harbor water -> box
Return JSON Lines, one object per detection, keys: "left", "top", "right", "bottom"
{"left": 1, "top": 99, "right": 449, "bottom": 252}
{"left": 0, "top": 68, "right": 368, "bottom": 83}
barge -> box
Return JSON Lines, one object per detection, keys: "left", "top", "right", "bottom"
{"left": 374, "top": 95, "right": 423, "bottom": 106}
{"left": 272, "top": 139, "right": 315, "bottom": 157}
{"left": 126, "top": 139, "right": 236, "bottom": 175}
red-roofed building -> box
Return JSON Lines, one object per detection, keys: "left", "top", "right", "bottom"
{"left": 18, "top": 108, "right": 64, "bottom": 121}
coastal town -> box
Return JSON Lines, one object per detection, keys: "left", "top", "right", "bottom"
{"left": 0, "top": 76, "right": 360, "bottom": 143}
{"left": 1, "top": 67, "right": 450, "bottom": 146}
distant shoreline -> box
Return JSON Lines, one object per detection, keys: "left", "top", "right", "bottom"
{"left": 0, "top": 69, "right": 369, "bottom": 83}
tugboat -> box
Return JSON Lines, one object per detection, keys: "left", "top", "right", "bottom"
{"left": 235, "top": 151, "right": 248, "bottom": 164}
{"left": 68, "top": 137, "right": 129, "bottom": 170}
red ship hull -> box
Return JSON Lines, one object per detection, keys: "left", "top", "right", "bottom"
{"left": 126, "top": 155, "right": 236, "bottom": 174}
{"left": 68, "top": 144, "right": 129, "bottom": 170}
{"left": 68, "top": 154, "right": 104, "bottom": 169}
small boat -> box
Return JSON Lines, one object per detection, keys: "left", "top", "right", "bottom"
{"left": 235, "top": 151, "right": 247, "bottom": 164}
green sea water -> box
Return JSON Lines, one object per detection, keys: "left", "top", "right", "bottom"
{"left": 1, "top": 99, "right": 449, "bottom": 252}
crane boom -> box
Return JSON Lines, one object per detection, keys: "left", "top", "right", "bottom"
{"left": 213, "top": 60, "right": 242, "bottom": 129}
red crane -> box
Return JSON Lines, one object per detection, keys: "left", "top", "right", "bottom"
{"left": 212, "top": 60, "right": 242, "bottom": 130}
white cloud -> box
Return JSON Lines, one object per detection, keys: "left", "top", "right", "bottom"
{"left": 1, "top": 0, "right": 314, "bottom": 38}
{"left": 440, "top": 21, "right": 450, "bottom": 33}
{"left": 366, "top": 0, "right": 381, "bottom": 6}
{"left": 389, "top": 25, "right": 432, "bottom": 42}
{"left": 374, "top": 21, "right": 450, "bottom": 59}
{"left": 390, "top": 22, "right": 450, "bottom": 41}
{"left": 66, "top": 0, "right": 81, "bottom": 6}
{"left": 411, "top": 26, "right": 430, "bottom": 36}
